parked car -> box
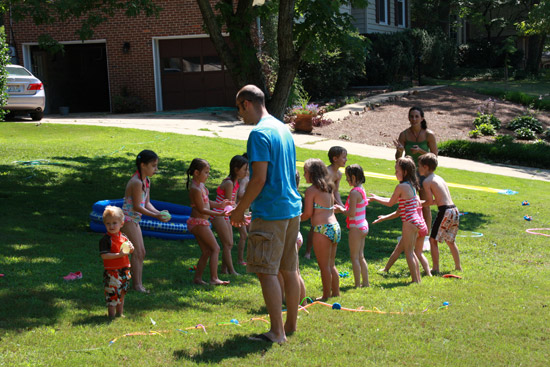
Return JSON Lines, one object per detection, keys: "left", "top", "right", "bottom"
{"left": 2, "top": 64, "right": 46, "bottom": 121}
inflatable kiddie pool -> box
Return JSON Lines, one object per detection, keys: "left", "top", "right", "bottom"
{"left": 89, "top": 199, "right": 195, "bottom": 240}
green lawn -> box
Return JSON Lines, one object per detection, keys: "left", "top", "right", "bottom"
{"left": 1, "top": 123, "right": 549, "bottom": 366}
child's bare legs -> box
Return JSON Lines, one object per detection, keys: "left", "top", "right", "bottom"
{"left": 116, "top": 292, "right": 126, "bottom": 317}
{"left": 402, "top": 223, "right": 421, "bottom": 283}
{"left": 349, "top": 228, "right": 369, "bottom": 287}
{"left": 446, "top": 240, "right": 462, "bottom": 271}
{"left": 122, "top": 221, "right": 148, "bottom": 292}
{"left": 313, "top": 233, "right": 336, "bottom": 300}
{"left": 237, "top": 225, "right": 247, "bottom": 264}
{"left": 212, "top": 217, "right": 239, "bottom": 275}
{"left": 304, "top": 230, "right": 314, "bottom": 259}
{"left": 381, "top": 239, "right": 404, "bottom": 272}
{"left": 429, "top": 237, "right": 440, "bottom": 273}
{"left": 107, "top": 305, "right": 117, "bottom": 318}
{"left": 329, "top": 241, "right": 340, "bottom": 297}
{"left": 191, "top": 226, "right": 228, "bottom": 285}
{"left": 414, "top": 236, "right": 431, "bottom": 276}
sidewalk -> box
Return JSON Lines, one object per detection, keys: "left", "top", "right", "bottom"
{"left": 36, "top": 97, "right": 549, "bottom": 182}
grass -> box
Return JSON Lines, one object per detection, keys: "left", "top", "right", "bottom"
{"left": 1, "top": 123, "right": 550, "bottom": 366}
{"left": 427, "top": 78, "right": 550, "bottom": 98}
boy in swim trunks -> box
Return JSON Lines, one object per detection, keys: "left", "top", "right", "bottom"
{"left": 418, "top": 153, "right": 462, "bottom": 274}
{"left": 99, "top": 206, "right": 134, "bottom": 318}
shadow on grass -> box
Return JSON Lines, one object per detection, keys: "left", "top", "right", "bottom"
{"left": 173, "top": 334, "right": 272, "bottom": 363}
{"left": 0, "top": 155, "right": 257, "bottom": 331}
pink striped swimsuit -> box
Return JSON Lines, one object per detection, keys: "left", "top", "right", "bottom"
{"left": 398, "top": 182, "right": 428, "bottom": 234}
{"left": 345, "top": 186, "right": 369, "bottom": 235}
{"left": 212, "top": 178, "right": 239, "bottom": 219}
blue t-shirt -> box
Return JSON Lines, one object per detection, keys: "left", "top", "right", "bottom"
{"left": 247, "top": 115, "right": 302, "bottom": 220}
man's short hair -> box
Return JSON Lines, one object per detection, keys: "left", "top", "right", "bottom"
{"left": 328, "top": 146, "right": 347, "bottom": 164}
{"left": 236, "top": 85, "right": 265, "bottom": 106}
{"left": 418, "top": 153, "right": 438, "bottom": 171}
{"left": 103, "top": 205, "right": 125, "bottom": 222}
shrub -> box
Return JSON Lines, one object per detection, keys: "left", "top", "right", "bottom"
{"left": 438, "top": 139, "right": 550, "bottom": 169}
{"left": 112, "top": 88, "right": 143, "bottom": 114}
{"left": 515, "top": 127, "right": 536, "bottom": 140}
{"left": 542, "top": 128, "right": 550, "bottom": 142}
{"left": 469, "top": 129, "right": 481, "bottom": 138}
{"left": 508, "top": 115, "right": 543, "bottom": 133}
{"left": 477, "top": 123, "right": 497, "bottom": 136}
{"left": 0, "top": 27, "right": 10, "bottom": 122}
{"left": 473, "top": 113, "right": 501, "bottom": 130}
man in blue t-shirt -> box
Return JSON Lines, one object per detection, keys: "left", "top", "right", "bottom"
{"left": 231, "top": 85, "right": 302, "bottom": 344}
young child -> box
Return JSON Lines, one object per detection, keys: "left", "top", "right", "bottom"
{"left": 186, "top": 158, "right": 230, "bottom": 285}
{"left": 235, "top": 152, "right": 250, "bottom": 266}
{"left": 334, "top": 164, "right": 370, "bottom": 288}
{"left": 99, "top": 206, "right": 134, "bottom": 318}
{"left": 373, "top": 208, "right": 432, "bottom": 276}
{"left": 122, "top": 150, "right": 169, "bottom": 293}
{"left": 301, "top": 158, "right": 340, "bottom": 300}
{"left": 418, "top": 153, "right": 462, "bottom": 273}
{"left": 278, "top": 171, "right": 307, "bottom": 303}
{"left": 369, "top": 156, "right": 427, "bottom": 283}
{"left": 304, "top": 146, "right": 347, "bottom": 259}
{"left": 211, "top": 155, "right": 248, "bottom": 275}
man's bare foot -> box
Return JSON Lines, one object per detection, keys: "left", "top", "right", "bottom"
{"left": 362, "top": 283, "right": 370, "bottom": 287}
{"left": 229, "top": 271, "right": 240, "bottom": 276}
{"left": 115, "top": 313, "right": 125, "bottom": 318}
{"left": 134, "top": 286, "right": 150, "bottom": 293}
{"left": 193, "top": 279, "right": 208, "bottom": 285}
{"left": 249, "top": 331, "right": 286, "bottom": 344}
{"left": 378, "top": 268, "right": 388, "bottom": 273}
{"left": 315, "top": 296, "right": 328, "bottom": 302}
{"left": 210, "top": 279, "right": 230, "bottom": 285}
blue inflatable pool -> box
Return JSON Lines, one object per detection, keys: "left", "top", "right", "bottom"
{"left": 89, "top": 199, "right": 195, "bottom": 240}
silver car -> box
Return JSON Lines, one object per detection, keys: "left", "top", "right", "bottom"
{"left": 3, "top": 64, "right": 46, "bottom": 121}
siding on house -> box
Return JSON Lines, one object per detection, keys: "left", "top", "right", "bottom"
{"left": 352, "top": 0, "right": 409, "bottom": 34}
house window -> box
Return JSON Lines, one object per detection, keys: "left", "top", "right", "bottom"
{"left": 377, "top": 0, "right": 388, "bottom": 25}
{"left": 397, "top": 0, "right": 405, "bottom": 27}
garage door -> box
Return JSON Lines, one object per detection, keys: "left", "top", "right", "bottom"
{"left": 30, "top": 43, "right": 109, "bottom": 114}
{"left": 159, "top": 38, "right": 237, "bottom": 110}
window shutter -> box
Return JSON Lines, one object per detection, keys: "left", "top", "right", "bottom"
{"left": 376, "top": 0, "right": 380, "bottom": 23}
{"left": 395, "top": 0, "right": 399, "bottom": 25}
{"left": 387, "top": 0, "right": 391, "bottom": 25}
{"left": 405, "top": 0, "right": 409, "bottom": 27}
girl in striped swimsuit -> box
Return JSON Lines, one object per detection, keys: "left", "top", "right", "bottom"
{"left": 335, "top": 164, "right": 370, "bottom": 288}
{"left": 369, "top": 156, "right": 426, "bottom": 283}
{"left": 211, "top": 155, "right": 248, "bottom": 275}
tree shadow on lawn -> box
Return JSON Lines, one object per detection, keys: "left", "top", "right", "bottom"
{"left": 173, "top": 334, "right": 274, "bottom": 363}
{"left": 0, "top": 155, "right": 253, "bottom": 331}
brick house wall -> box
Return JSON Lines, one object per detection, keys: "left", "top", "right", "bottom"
{"left": 4, "top": 0, "right": 217, "bottom": 112}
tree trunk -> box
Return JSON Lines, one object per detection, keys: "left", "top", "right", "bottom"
{"left": 525, "top": 33, "right": 545, "bottom": 76}
{"left": 268, "top": 0, "right": 300, "bottom": 120}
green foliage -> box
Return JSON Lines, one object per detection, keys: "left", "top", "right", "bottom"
{"left": 363, "top": 29, "right": 457, "bottom": 85}
{"left": 0, "top": 27, "right": 9, "bottom": 122}
{"left": 515, "top": 127, "right": 537, "bottom": 140}
{"left": 468, "top": 129, "right": 481, "bottom": 138}
{"left": 299, "top": 42, "right": 367, "bottom": 99}
{"left": 112, "top": 87, "right": 143, "bottom": 114}
{"left": 477, "top": 123, "right": 497, "bottom": 136}
{"left": 507, "top": 115, "right": 543, "bottom": 133}
{"left": 438, "top": 137, "right": 550, "bottom": 169}
{"left": 473, "top": 113, "right": 501, "bottom": 130}
{"left": 542, "top": 128, "right": 550, "bottom": 142}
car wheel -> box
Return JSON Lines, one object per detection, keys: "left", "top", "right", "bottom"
{"left": 31, "top": 111, "right": 44, "bottom": 121}
{"left": 4, "top": 112, "right": 15, "bottom": 121}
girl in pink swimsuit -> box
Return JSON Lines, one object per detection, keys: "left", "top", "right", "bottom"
{"left": 369, "top": 156, "right": 425, "bottom": 283}
{"left": 186, "top": 158, "right": 230, "bottom": 286}
{"left": 121, "top": 150, "right": 169, "bottom": 293}
{"left": 334, "top": 164, "right": 370, "bottom": 288}
{"left": 211, "top": 155, "right": 248, "bottom": 275}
